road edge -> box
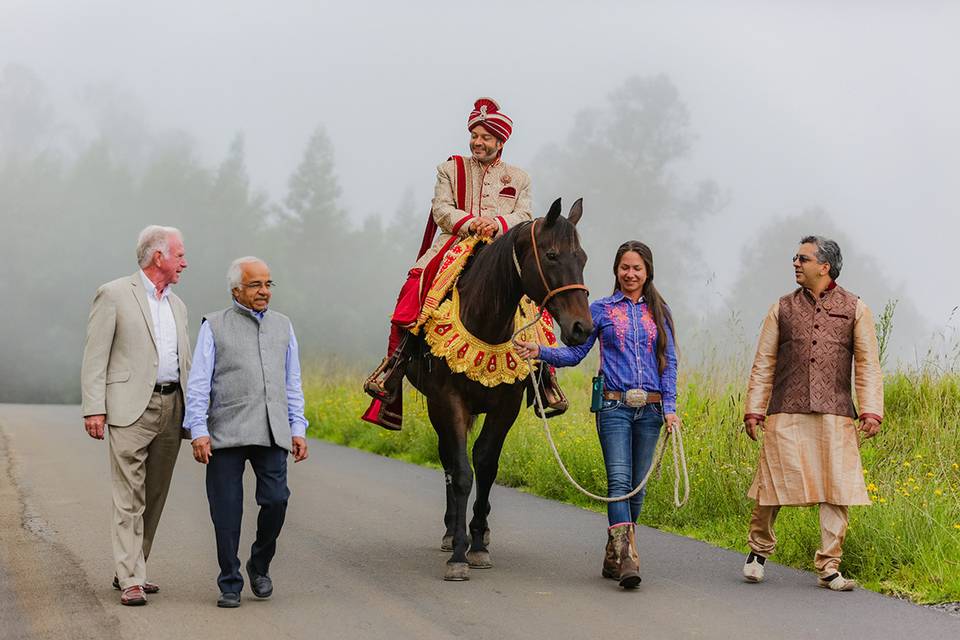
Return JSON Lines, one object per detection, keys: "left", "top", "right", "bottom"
{"left": 0, "top": 417, "right": 122, "bottom": 640}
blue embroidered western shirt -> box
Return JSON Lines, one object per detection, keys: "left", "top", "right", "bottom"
{"left": 538, "top": 291, "right": 678, "bottom": 414}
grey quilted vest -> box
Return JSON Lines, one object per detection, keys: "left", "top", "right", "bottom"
{"left": 204, "top": 305, "right": 293, "bottom": 451}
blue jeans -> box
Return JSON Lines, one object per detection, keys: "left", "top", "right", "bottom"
{"left": 596, "top": 401, "right": 664, "bottom": 526}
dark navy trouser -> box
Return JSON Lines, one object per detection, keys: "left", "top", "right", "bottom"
{"left": 205, "top": 444, "right": 289, "bottom": 594}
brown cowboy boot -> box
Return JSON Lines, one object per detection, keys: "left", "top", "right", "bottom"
{"left": 363, "top": 335, "right": 410, "bottom": 402}
{"left": 611, "top": 523, "right": 641, "bottom": 589}
{"left": 602, "top": 529, "right": 619, "bottom": 580}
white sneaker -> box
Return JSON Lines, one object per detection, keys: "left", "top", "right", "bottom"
{"left": 743, "top": 553, "right": 765, "bottom": 583}
{"left": 818, "top": 572, "right": 856, "bottom": 591}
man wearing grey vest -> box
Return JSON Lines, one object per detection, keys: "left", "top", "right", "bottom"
{"left": 183, "top": 256, "right": 309, "bottom": 608}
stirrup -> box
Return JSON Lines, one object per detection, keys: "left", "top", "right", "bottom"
{"left": 363, "top": 335, "right": 410, "bottom": 402}
{"left": 534, "top": 365, "right": 568, "bottom": 419}
{"left": 363, "top": 357, "right": 391, "bottom": 400}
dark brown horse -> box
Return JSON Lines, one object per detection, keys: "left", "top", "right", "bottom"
{"left": 405, "top": 198, "right": 592, "bottom": 580}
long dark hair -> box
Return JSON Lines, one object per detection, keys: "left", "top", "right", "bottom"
{"left": 612, "top": 241, "right": 677, "bottom": 375}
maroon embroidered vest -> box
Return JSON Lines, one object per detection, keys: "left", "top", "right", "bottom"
{"left": 766, "top": 285, "right": 859, "bottom": 418}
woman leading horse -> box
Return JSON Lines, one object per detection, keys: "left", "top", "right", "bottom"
{"left": 516, "top": 241, "right": 680, "bottom": 588}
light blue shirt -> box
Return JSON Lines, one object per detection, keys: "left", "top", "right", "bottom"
{"left": 183, "top": 301, "right": 309, "bottom": 441}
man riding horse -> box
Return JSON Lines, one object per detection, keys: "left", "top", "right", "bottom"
{"left": 362, "top": 97, "right": 564, "bottom": 430}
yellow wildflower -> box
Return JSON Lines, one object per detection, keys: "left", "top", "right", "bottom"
{"left": 908, "top": 477, "right": 915, "bottom": 484}
{"left": 915, "top": 453, "right": 923, "bottom": 459}
{"left": 954, "top": 524, "right": 960, "bottom": 530}
{"left": 878, "top": 497, "right": 887, "bottom": 504}
{"left": 953, "top": 463, "right": 959, "bottom": 471}
{"left": 935, "top": 489, "right": 943, "bottom": 496}
{"left": 867, "top": 482, "right": 879, "bottom": 492}
{"left": 903, "top": 461, "right": 911, "bottom": 467}
{"left": 926, "top": 472, "right": 935, "bottom": 478}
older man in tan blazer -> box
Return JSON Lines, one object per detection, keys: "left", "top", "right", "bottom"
{"left": 81, "top": 225, "right": 191, "bottom": 606}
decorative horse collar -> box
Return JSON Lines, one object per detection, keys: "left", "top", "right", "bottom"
{"left": 423, "top": 288, "right": 556, "bottom": 388}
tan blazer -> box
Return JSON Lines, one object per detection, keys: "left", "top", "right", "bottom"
{"left": 81, "top": 273, "right": 192, "bottom": 426}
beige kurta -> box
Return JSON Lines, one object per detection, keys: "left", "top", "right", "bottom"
{"left": 746, "top": 298, "right": 883, "bottom": 506}
{"left": 413, "top": 157, "right": 533, "bottom": 270}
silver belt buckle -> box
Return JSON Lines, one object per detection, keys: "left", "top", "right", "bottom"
{"left": 624, "top": 388, "right": 648, "bottom": 408}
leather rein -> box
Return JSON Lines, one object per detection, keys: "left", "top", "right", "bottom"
{"left": 512, "top": 219, "right": 589, "bottom": 308}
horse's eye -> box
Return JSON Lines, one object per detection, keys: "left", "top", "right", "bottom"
{"left": 546, "top": 251, "right": 559, "bottom": 261}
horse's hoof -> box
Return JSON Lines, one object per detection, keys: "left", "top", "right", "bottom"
{"left": 467, "top": 550, "right": 493, "bottom": 569}
{"left": 444, "top": 562, "right": 470, "bottom": 581}
{"left": 440, "top": 535, "right": 454, "bottom": 552}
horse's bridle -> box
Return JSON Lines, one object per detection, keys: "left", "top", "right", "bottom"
{"left": 512, "top": 219, "right": 590, "bottom": 308}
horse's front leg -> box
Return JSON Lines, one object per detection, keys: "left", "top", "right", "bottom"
{"left": 440, "top": 414, "right": 475, "bottom": 552}
{"left": 440, "top": 477, "right": 456, "bottom": 552}
{"left": 428, "top": 400, "right": 473, "bottom": 581}
{"left": 468, "top": 399, "right": 521, "bottom": 569}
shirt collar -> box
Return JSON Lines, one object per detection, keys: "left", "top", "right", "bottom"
{"left": 470, "top": 156, "right": 501, "bottom": 171}
{"left": 233, "top": 299, "right": 266, "bottom": 320}
{"left": 139, "top": 269, "right": 169, "bottom": 301}
{"left": 611, "top": 290, "right": 645, "bottom": 305}
{"left": 802, "top": 279, "right": 838, "bottom": 300}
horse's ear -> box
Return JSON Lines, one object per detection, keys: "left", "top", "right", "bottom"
{"left": 545, "top": 198, "right": 562, "bottom": 227}
{"left": 568, "top": 198, "right": 583, "bottom": 226}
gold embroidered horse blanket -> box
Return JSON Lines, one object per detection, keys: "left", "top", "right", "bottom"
{"left": 411, "top": 236, "right": 559, "bottom": 387}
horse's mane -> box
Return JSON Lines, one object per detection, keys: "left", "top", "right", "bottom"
{"left": 457, "top": 217, "right": 580, "bottom": 325}
{"left": 456, "top": 222, "right": 530, "bottom": 324}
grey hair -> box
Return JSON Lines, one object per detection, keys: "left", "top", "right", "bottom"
{"left": 136, "top": 225, "right": 182, "bottom": 268}
{"left": 227, "top": 256, "right": 266, "bottom": 291}
{"left": 800, "top": 235, "right": 842, "bottom": 280}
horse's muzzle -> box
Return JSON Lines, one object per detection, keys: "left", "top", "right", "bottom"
{"left": 561, "top": 319, "right": 593, "bottom": 346}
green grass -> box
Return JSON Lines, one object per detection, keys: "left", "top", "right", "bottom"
{"left": 304, "top": 363, "right": 960, "bottom": 604}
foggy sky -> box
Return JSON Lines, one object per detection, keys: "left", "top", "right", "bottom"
{"left": 3, "top": 0, "right": 958, "bottom": 327}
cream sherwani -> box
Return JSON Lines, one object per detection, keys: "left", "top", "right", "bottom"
{"left": 414, "top": 157, "right": 533, "bottom": 270}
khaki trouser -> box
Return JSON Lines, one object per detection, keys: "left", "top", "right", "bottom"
{"left": 108, "top": 390, "right": 183, "bottom": 589}
{"left": 747, "top": 501, "right": 849, "bottom": 577}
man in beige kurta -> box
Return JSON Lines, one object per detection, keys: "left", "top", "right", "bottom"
{"left": 81, "top": 225, "right": 192, "bottom": 606}
{"left": 741, "top": 235, "right": 883, "bottom": 591}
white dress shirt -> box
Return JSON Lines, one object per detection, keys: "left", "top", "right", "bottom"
{"left": 139, "top": 270, "right": 180, "bottom": 384}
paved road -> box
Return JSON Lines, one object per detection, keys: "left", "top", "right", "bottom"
{"left": 0, "top": 404, "right": 956, "bottom": 640}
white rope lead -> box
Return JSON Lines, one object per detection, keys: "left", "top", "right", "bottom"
{"left": 512, "top": 312, "right": 690, "bottom": 506}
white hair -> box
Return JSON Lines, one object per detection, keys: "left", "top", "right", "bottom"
{"left": 227, "top": 256, "right": 267, "bottom": 291}
{"left": 136, "top": 225, "right": 182, "bottom": 268}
